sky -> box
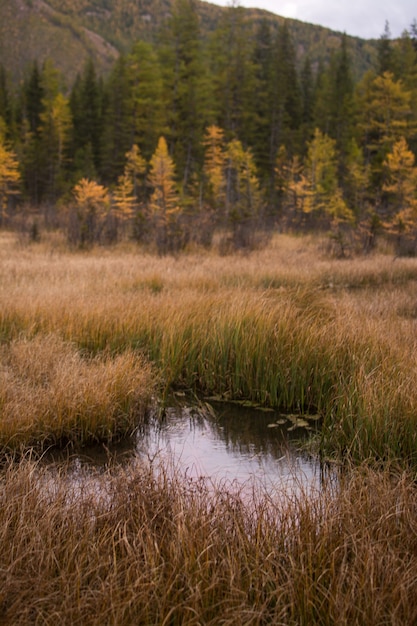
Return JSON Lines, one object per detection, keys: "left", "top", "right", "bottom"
{"left": 208, "top": 0, "right": 416, "bottom": 40}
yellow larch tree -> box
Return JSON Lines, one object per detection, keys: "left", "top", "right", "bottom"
{"left": 224, "top": 138, "right": 262, "bottom": 248}
{"left": 225, "top": 138, "right": 261, "bottom": 219}
{"left": 275, "top": 148, "right": 312, "bottom": 217}
{"left": 72, "top": 178, "right": 109, "bottom": 245}
{"left": 304, "top": 129, "right": 353, "bottom": 225}
{"left": 112, "top": 174, "right": 135, "bottom": 224}
{"left": 382, "top": 136, "right": 417, "bottom": 237}
{"left": 203, "top": 125, "right": 226, "bottom": 213}
{"left": 124, "top": 144, "right": 146, "bottom": 199}
{"left": 0, "top": 135, "right": 20, "bottom": 223}
{"left": 147, "top": 136, "right": 182, "bottom": 252}
{"left": 112, "top": 144, "right": 147, "bottom": 231}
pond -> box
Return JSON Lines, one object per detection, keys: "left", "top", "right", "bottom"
{"left": 47, "top": 396, "right": 325, "bottom": 498}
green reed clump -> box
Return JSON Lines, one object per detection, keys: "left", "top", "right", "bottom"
{"left": 1, "top": 457, "right": 416, "bottom": 625}
{"left": 137, "top": 292, "right": 337, "bottom": 409}
{"left": 322, "top": 358, "right": 417, "bottom": 465}
{"left": 0, "top": 334, "right": 157, "bottom": 451}
{"left": 136, "top": 290, "right": 417, "bottom": 466}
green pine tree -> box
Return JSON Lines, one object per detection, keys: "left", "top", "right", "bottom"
{"left": 126, "top": 41, "right": 165, "bottom": 161}
{"left": 69, "top": 59, "right": 103, "bottom": 175}
{"left": 159, "top": 0, "right": 210, "bottom": 188}
{"left": 100, "top": 55, "right": 134, "bottom": 183}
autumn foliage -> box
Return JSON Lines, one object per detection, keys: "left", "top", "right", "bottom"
{"left": 0, "top": 6, "right": 417, "bottom": 253}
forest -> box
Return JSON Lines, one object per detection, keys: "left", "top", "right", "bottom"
{"left": 1, "top": 0, "right": 417, "bottom": 254}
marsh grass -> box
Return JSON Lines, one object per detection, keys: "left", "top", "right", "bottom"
{"left": 1, "top": 232, "right": 417, "bottom": 463}
{"left": 0, "top": 334, "right": 157, "bottom": 451}
{"left": 0, "top": 457, "right": 416, "bottom": 625}
{"left": 2, "top": 233, "right": 417, "bottom": 624}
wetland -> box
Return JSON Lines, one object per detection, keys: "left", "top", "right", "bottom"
{"left": 1, "top": 232, "right": 417, "bottom": 625}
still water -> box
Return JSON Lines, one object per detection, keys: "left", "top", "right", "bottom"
{"left": 138, "top": 399, "right": 320, "bottom": 491}
{"left": 52, "top": 397, "right": 323, "bottom": 497}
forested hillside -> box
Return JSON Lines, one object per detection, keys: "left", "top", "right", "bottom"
{"left": 0, "top": 0, "right": 377, "bottom": 83}
{"left": 1, "top": 0, "right": 417, "bottom": 254}
{"left": 0, "top": 0, "right": 119, "bottom": 85}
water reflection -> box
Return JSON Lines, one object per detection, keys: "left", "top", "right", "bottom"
{"left": 44, "top": 399, "right": 324, "bottom": 497}
{"left": 134, "top": 399, "right": 321, "bottom": 495}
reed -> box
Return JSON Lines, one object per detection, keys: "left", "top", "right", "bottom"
{"left": 0, "top": 457, "right": 416, "bottom": 625}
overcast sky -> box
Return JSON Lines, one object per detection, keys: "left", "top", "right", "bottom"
{"left": 209, "top": 0, "right": 416, "bottom": 39}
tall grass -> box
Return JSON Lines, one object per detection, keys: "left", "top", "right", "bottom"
{"left": 0, "top": 334, "right": 157, "bottom": 451}
{"left": 1, "top": 232, "right": 417, "bottom": 463}
{"left": 0, "top": 457, "right": 416, "bottom": 625}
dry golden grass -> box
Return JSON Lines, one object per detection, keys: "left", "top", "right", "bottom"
{"left": 0, "top": 334, "right": 157, "bottom": 451}
{"left": 0, "top": 457, "right": 416, "bottom": 625}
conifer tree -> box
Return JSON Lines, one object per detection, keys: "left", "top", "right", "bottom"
{"left": 124, "top": 143, "right": 146, "bottom": 201}
{"left": 382, "top": 137, "right": 417, "bottom": 238}
{"left": 69, "top": 59, "right": 102, "bottom": 175}
{"left": 377, "top": 21, "right": 394, "bottom": 75}
{"left": 101, "top": 46, "right": 163, "bottom": 184}
{"left": 24, "top": 62, "right": 44, "bottom": 137}
{"left": 126, "top": 41, "right": 165, "bottom": 161}
{"left": 280, "top": 153, "right": 312, "bottom": 220}
{"left": 209, "top": 3, "right": 258, "bottom": 144}
{"left": 39, "top": 91, "right": 72, "bottom": 201}
{"left": 148, "top": 136, "right": 182, "bottom": 253}
{"left": 300, "top": 57, "right": 315, "bottom": 147}
{"left": 392, "top": 31, "right": 417, "bottom": 153}
{"left": 19, "top": 62, "right": 45, "bottom": 204}
{"left": 356, "top": 71, "right": 415, "bottom": 183}
{"left": 113, "top": 174, "right": 135, "bottom": 225}
{"left": 112, "top": 143, "right": 147, "bottom": 240}
{"left": 0, "top": 135, "right": 20, "bottom": 224}
{"left": 275, "top": 149, "right": 307, "bottom": 220}
{"left": 392, "top": 30, "right": 417, "bottom": 87}
{"left": 71, "top": 178, "right": 109, "bottom": 246}
{"left": 0, "top": 65, "right": 11, "bottom": 134}
{"left": 313, "top": 36, "right": 354, "bottom": 163}
{"left": 250, "top": 19, "right": 274, "bottom": 177}
{"left": 224, "top": 138, "right": 262, "bottom": 247}
{"left": 159, "top": 0, "right": 209, "bottom": 188}
{"left": 303, "top": 128, "right": 353, "bottom": 226}
{"left": 202, "top": 125, "right": 226, "bottom": 216}
{"left": 267, "top": 23, "right": 302, "bottom": 197}
{"left": 100, "top": 56, "right": 134, "bottom": 183}
{"left": 344, "top": 139, "right": 370, "bottom": 219}
{"left": 275, "top": 23, "right": 302, "bottom": 142}
{"left": 330, "top": 36, "right": 355, "bottom": 155}
{"left": 16, "top": 61, "right": 70, "bottom": 204}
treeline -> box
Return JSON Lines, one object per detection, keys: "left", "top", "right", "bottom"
{"left": 1, "top": 1, "right": 417, "bottom": 253}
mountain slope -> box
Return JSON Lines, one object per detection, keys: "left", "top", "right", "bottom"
{"left": 0, "top": 0, "right": 119, "bottom": 85}
{"left": 0, "top": 0, "right": 377, "bottom": 86}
